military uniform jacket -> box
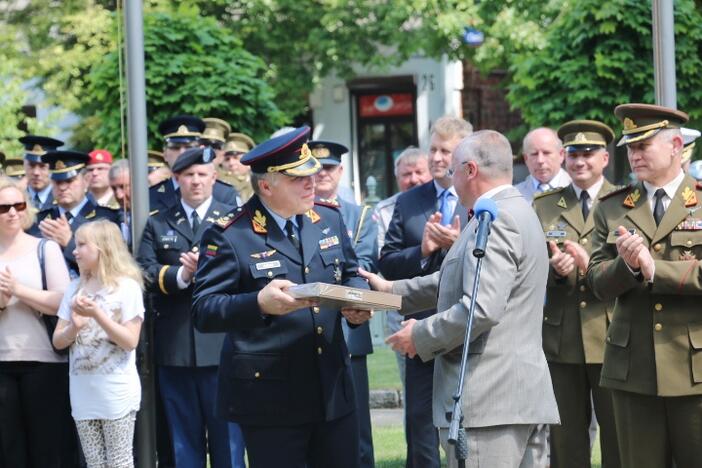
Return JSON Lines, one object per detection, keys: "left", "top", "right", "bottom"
{"left": 137, "top": 200, "right": 234, "bottom": 368}
{"left": 328, "top": 197, "right": 378, "bottom": 357}
{"left": 191, "top": 196, "right": 369, "bottom": 427}
{"left": 534, "top": 181, "right": 616, "bottom": 364}
{"left": 29, "top": 199, "right": 119, "bottom": 275}
{"left": 149, "top": 178, "right": 239, "bottom": 213}
{"left": 587, "top": 174, "right": 702, "bottom": 396}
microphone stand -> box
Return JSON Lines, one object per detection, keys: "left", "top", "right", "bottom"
{"left": 446, "top": 229, "right": 488, "bottom": 468}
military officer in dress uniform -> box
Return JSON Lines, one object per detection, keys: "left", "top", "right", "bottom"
{"left": 147, "top": 150, "right": 171, "bottom": 187}
{"left": 310, "top": 139, "right": 377, "bottom": 468}
{"left": 149, "top": 115, "right": 238, "bottom": 212}
{"left": 4, "top": 157, "right": 27, "bottom": 190}
{"left": 221, "top": 133, "right": 255, "bottom": 202}
{"left": 29, "top": 151, "right": 119, "bottom": 277}
{"left": 191, "top": 126, "right": 372, "bottom": 468}
{"left": 587, "top": 104, "right": 702, "bottom": 468}
{"left": 533, "top": 120, "right": 621, "bottom": 468}
{"left": 201, "top": 117, "right": 231, "bottom": 165}
{"left": 20, "top": 135, "right": 63, "bottom": 210}
{"left": 137, "top": 146, "right": 244, "bottom": 468}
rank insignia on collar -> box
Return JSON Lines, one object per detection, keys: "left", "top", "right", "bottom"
{"left": 177, "top": 217, "right": 185, "bottom": 225}
{"left": 252, "top": 209, "right": 267, "bottom": 234}
{"left": 212, "top": 210, "right": 220, "bottom": 216}
{"left": 557, "top": 197, "right": 567, "bottom": 208}
{"left": 680, "top": 250, "right": 697, "bottom": 261}
{"left": 251, "top": 249, "right": 277, "bottom": 259}
{"left": 623, "top": 188, "right": 641, "bottom": 208}
{"left": 306, "top": 209, "right": 321, "bottom": 223}
{"left": 158, "top": 185, "right": 165, "bottom": 193}
{"left": 85, "top": 210, "right": 96, "bottom": 219}
{"left": 322, "top": 227, "right": 331, "bottom": 235}
{"left": 682, "top": 186, "right": 698, "bottom": 207}
{"left": 205, "top": 244, "right": 218, "bottom": 257}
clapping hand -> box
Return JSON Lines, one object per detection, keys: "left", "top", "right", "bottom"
{"left": 615, "top": 226, "right": 654, "bottom": 280}
{"left": 421, "top": 213, "right": 460, "bottom": 256}
{"left": 180, "top": 251, "right": 200, "bottom": 282}
{"left": 73, "top": 295, "right": 101, "bottom": 318}
{"left": 0, "top": 266, "right": 17, "bottom": 301}
{"left": 39, "top": 215, "right": 73, "bottom": 247}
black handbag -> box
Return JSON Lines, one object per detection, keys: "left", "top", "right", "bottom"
{"left": 37, "top": 239, "right": 68, "bottom": 355}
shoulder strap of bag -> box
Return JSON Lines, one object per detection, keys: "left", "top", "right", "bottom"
{"left": 37, "top": 238, "right": 47, "bottom": 291}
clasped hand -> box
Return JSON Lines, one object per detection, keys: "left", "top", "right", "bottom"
{"left": 548, "top": 240, "right": 589, "bottom": 277}
{"left": 615, "top": 226, "right": 654, "bottom": 281}
{"left": 70, "top": 295, "right": 101, "bottom": 330}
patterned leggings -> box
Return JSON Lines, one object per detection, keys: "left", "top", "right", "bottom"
{"left": 75, "top": 411, "right": 136, "bottom": 468}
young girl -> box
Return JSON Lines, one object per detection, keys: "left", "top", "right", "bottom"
{"left": 53, "top": 220, "right": 144, "bottom": 468}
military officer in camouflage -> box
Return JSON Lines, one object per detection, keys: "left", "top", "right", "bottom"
{"left": 587, "top": 104, "right": 702, "bottom": 468}
{"left": 533, "top": 120, "right": 620, "bottom": 468}
{"left": 191, "top": 126, "right": 372, "bottom": 468}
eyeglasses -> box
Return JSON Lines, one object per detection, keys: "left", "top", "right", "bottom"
{"left": 0, "top": 202, "right": 27, "bottom": 214}
{"left": 447, "top": 161, "right": 468, "bottom": 178}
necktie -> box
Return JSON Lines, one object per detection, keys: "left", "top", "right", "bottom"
{"left": 439, "top": 190, "right": 453, "bottom": 226}
{"left": 33, "top": 193, "right": 41, "bottom": 207}
{"left": 191, "top": 211, "right": 200, "bottom": 232}
{"left": 64, "top": 211, "right": 73, "bottom": 223}
{"left": 538, "top": 183, "right": 551, "bottom": 193}
{"left": 580, "top": 191, "right": 590, "bottom": 220}
{"left": 285, "top": 220, "right": 301, "bottom": 252}
{"left": 653, "top": 188, "right": 666, "bottom": 226}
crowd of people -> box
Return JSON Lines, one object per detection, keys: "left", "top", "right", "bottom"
{"left": 0, "top": 103, "right": 700, "bottom": 468}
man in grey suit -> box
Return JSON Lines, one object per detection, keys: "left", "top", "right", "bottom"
{"left": 362, "top": 130, "right": 560, "bottom": 467}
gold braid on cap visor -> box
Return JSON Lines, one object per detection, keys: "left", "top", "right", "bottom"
{"left": 266, "top": 143, "right": 321, "bottom": 175}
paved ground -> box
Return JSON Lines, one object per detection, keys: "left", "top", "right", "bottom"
{"left": 371, "top": 408, "right": 403, "bottom": 427}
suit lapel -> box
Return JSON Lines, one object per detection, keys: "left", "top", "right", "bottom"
{"left": 582, "top": 179, "right": 615, "bottom": 235}
{"left": 559, "top": 186, "right": 585, "bottom": 234}
{"left": 624, "top": 183, "right": 656, "bottom": 241}
{"left": 419, "top": 182, "right": 438, "bottom": 222}
{"left": 652, "top": 175, "right": 698, "bottom": 245}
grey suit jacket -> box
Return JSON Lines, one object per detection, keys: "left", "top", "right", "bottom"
{"left": 393, "top": 186, "right": 560, "bottom": 428}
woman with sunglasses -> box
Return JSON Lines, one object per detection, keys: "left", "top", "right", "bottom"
{"left": 0, "top": 177, "right": 72, "bottom": 467}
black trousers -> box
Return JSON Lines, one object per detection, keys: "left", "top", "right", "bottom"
{"left": 0, "top": 361, "right": 76, "bottom": 468}
{"left": 350, "top": 356, "right": 374, "bottom": 468}
{"left": 241, "top": 411, "right": 359, "bottom": 468}
{"left": 404, "top": 355, "right": 440, "bottom": 468}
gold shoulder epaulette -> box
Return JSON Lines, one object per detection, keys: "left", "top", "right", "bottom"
{"left": 533, "top": 186, "right": 565, "bottom": 200}
{"left": 215, "top": 207, "right": 244, "bottom": 229}
{"left": 599, "top": 184, "right": 631, "bottom": 201}
{"left": 315, "top": 198, "right": 340, "bottom": 209}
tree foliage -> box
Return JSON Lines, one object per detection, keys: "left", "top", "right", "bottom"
{"left": 507, "top": 0, "right": 702, "bottom": 132}
{"left": 82, "top": 6, "right": 285, "bottom": 154}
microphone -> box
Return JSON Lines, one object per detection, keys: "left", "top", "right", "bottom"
{"left": 472, "top": 198, "right": 498, "bottom": 258}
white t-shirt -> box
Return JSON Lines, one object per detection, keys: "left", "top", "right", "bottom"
{"left": 58, "top": 277, "right": 144, "bottom": 421}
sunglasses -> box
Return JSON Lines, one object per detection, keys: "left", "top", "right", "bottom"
{"left": 0, "top": 202, "right": 27, "bottom": 214}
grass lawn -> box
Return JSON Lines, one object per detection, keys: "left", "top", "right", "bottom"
{"left": 368, "top": 346, "right": 402, "bottom": 390}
